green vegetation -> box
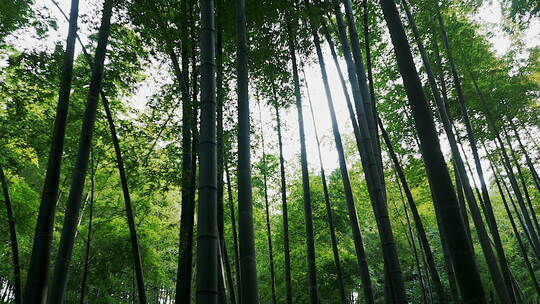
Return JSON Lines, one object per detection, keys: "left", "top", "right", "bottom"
{"left": 1, "top": 0, "right": 539, "bottom": 303}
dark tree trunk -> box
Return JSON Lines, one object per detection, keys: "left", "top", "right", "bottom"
{"left": 79, "top": 157, "right": 95, "bottom": 304}
{"left": 102, "top": 94, "right": 148, "bottom": 304}
{"left": 216, "top": 5, "right": 236, "bottom": 303}
{"left": 256, "top": 103, "right": 277, "bottom": 304}
{"left": 377, "top": 0, "right": 486, "bottom": 302}
{"left": 236, "top": 0, "right": 259, "bottom": 302}
{"left": 48, "top": 5, "right": 148, "bottom": 301}
{"left": 307, "top": 18, "right": 373, "bottom": 303}
{"left": 225, "top": 165, "right": 242, "bottom": 302}
{"left": 23, "top": 0, "right": 80, "bottom": 302}
{"left": 378, "top": 118, "right": 447, "bottom": 304}
{"left": 361, "top": 0, "right": 384, "bottom": 180}
{"left": 48, "top": 2, "right": 113, "bottom": 302}
{"left": 286, "top": 16, "right": 318, "bottom": 304}
{"left": 391, "top": 170, "right": 428, "bottom": 304}
{"left": 500, "top": 163, "right": 540, "bottom": 260}
{"left": 484, "top": 143, "right": 540, "bottom": 296}
{"left": 431, "top": 34, "right": 475, "bottom": 253}
{"left": 435, "top": 10, "right": 514, "bottom": 300}
{"left": 274, "top": 106, "right": 293, "bottom": 304}
{"left": 509, "top": 119, "right": 540, "bottom": 204}
{"left": 175, "top": 0, "right": 195, "bottom": 302}
{"left": 329, "top": 2, "right": 406, "bottom": 301}
{"left": 341, "top": 0, "right": 379, "bottom": 163}
{"left": 468, "top": 69, "right": 540, "bottom": 256}
{"left": 304, "top": 71, "right": 348, "bottom": 304}
{"left": 218, "top": 241, "right": 227, "bottom": 304}
{"left": 195, "top": 0, "right": 219, "bottom": 302}
{"left": 0, "top": 165, "right": 21, "bottom": 304}
{"left": 502, "top": 125, "right": 540, "bottom": 237}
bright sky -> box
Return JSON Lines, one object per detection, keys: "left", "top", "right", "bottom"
{"left": 7, "top": 0, "right": 540, "bottom": 179}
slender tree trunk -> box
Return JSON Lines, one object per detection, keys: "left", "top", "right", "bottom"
{"left": 79, "top": 156, "right": 95, "bottom": 304}
{"left": 468, "top": 69, "right": 540, "bottom": 256}
{"left": 256, "top": 103, "right": 277, "bottom": 304}
{"left": 484, "top": 143, "right": 540, "bottom": 296}
{"left": 196, "top": 0, "right": 219, "bottom": 302}
{"left": 218, "top": 241, "right": 227, "bottom": 304}
{"left": 403, "top": 1, "right": 509, "bottom": 300}
{"left": 48, "top": 2, "right": 113, "bottom": 302}
{"left": 187, "top": 0, "right": 200, "bottom": 296}
{"left": 286, "top": 15, "right": 318, "bottom": 304}
{"left": 509, "top": 119, "right": 540, "bottom": 203}
{"left": 499, "top": 162, "right": 540, "bottom": 260}
{"left": 435, "top": 41, "right": 476, "bottom": 255}
{"left": 175, "top": 1, "right": 195, "bottom": 302}
{"left": 306, "top": 19, "right": 374, "bottom": 303}
{"left": 391, "top": 170, "right": 428, "bottom": 304}
{"left": 341, "top": 0, "right": 379, "bottom": 164}
{"left": 225, "top": 165, "right": 242, "bottom": 303}
{"left": 236, "top": 0, "right": 259, "bottom": 302}
{"left": 0, "top": 165, "right": 21, "bottom": 304}
{"left": 434, "top": 10, "right": 514, "bottom": 300}
{"left": 46, "top": 6, "right": 149, "bottom": 300}
{"left": 329, "top": 2, "right": 406, "bottom": 301}
{"left": 361, "top": 0, "right": 384, "bottom": 182}
{"left": 23, "top": 0, "right": 80, "bottom": 302}
{"left": 221, "top": 239, "right": 235, "bottom": 304}
{"left": 319, "top": 18, "right": 363, "bottom": 184}
{"left": 378, "top": 118, "right": 447, "bottom": 303}
{"left": 502, "top": 125, "right": 540, "bottom": 237}
{"left": 451, "top": 161, "right": 474, "bottom": 249}
{"left": 216, "top": 5, "right": 236, "bottom": 303}
{"left": 304, "top": 71, "right": 348, "bottom": 304}
{"left": 102, "top": 95, "right": 148, "bottom": 303}
{"left": 377, "top": 0, "right": 486, "bottom": 302}
{"left": 274, "top": 105, "right": 293, "bottom": 304}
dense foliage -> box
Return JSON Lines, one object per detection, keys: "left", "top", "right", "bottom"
{"left": 0, "top": 0, "right": 539, "bottom": 303}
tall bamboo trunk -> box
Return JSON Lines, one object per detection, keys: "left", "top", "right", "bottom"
{"left": 329, "top": 2, "right": 406, "bottom": 300}
{"left": 377, "top": 0, "right": 486, "bottom": 302}
{"left": 236, "top": 0, "right": 259, "bottom": 302}
{"left": 378, "top": 118, "right": 447, "bottom": 303}
{"left": 432, "top": 35, "right": 475, "bottom": 253}
{"left": 469, "top": 68, "right": 540, "bottom": 256}
{"left": 500, "top": 163, "right": 540, "bottom": 260}
{"left": 48, "top": 2, "right": 113, "bottom": 302}
{"left": 434, "top": 10, "right": 514, "bottom": 300}
{"left": 502, "top": 125, "right": 540, "bottom": 237}
{"left": 218, "top": 241, "right": 227, "bottom": 303}
{"left": 257, "top": 103, "right": 277, "bottom": 304}
{"left": 102, "top": 93, "right": 148, "bottom": 304}
{"left": 51, "top": 4, "right": 148, "bottom": 300}
{"left": 23, "top": 0, "right": 80, "bottom": 302}
{"left": 216, "top": 5, "right": 236, "bottom": 303}
{"left": 304, "top": 71, "right": 348, "bottom": 304}
{"left": 307, "top": 18, "right": 374, "bottom": 303}
{"left": 225, "top": 165, "right": 242, "bottom": 302}
{"left": 79, "top": 157, "right": 95, "bottom": 304}
{"left": 391, "top": 169, "right": 428, "bottom": 304}
{"left": 509, "top": 119, "right": 540, "bottom": 203}
{"left": 286, "top": 15, "right": 319, "bottom": 304}
{"left": 431, "top": 7, "right": 510, "bottom": 302}
{"left": 0, "top": 165, "right": 21, "bottom": 304}
{"left": 484, "top": 143, "right": 540, "bottom": 296}
{"left": 362, "top": 0, "right": 384, "bottom": 180}
{"left": 274, "top": 106, "right": 293, "bottom": 304}
{"left": 195, "top": 0, "right": 219, "bottom": 302}
{"left": 341, "top": 0, "right": 380, "bottom": 165}
{"left": 175, "top": 1, "right": 195, "bottom": 302}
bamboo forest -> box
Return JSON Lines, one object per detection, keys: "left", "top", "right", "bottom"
{"left": 2, "top": 0, "right": 540, "bottom": 303}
